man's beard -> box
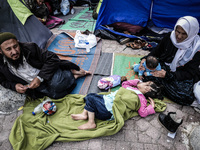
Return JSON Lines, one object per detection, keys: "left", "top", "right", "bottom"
{"left": 5, "top": 52, "right": 24, "bottom": 69}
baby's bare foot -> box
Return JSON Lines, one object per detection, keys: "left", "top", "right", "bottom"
{"left": 78, "top": 122, "right": 96, "bottom": 130}
{"left": 71, "top": 114, "right": 87, "bottom": 120}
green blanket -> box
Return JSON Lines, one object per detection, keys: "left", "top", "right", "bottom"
{"left": 9, "top": 88, "right": 166, "bottom": 150}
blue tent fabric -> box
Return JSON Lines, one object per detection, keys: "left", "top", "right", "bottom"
{"left": 95, "top": 0, "right": 200, "bottom": 35}
{"left": 95, "top": 0, "right": 152, "bottom": 39}
{"left": 152, "top": 0, "right": 200, "bottom": 29}
{"left": 95, "top": 0, "right": 152, "bottom": 30}
{"left": 100, "top": 26, "right": 143, "bottom": 39}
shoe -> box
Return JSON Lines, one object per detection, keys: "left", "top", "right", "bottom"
{"left": 142, "top": 42, "right": 158, "bottom": 51}
{"left": 191, "top": 100, "right": 200, "bottom": 113}
{"left": 158, "top": 112, "right": 183, "bottom": 133}
{"left": 119, "top": 37, "right": 130, "bottom": 45}
{"left": 126, "top": 40, "right": 147, "bottom": 49}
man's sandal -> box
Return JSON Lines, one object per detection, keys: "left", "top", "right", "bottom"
{"left": 126, "top": 40, "right": 147, "bottom": 50}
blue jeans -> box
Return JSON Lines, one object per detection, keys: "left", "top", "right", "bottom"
{"left": 37, "top": 68, "right": 76, "bottom": 99}
{"left": 84, "top": 93, "right": 112, "bottom": 120}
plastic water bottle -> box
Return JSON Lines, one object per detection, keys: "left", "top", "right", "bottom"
{"left": 85, "top": 42, "right": 90, "bottom": 53}
{"left": 32, "top": 103, "right": 43, "bottom": 115}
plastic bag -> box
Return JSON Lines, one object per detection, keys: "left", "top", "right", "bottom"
{"left": 74, "top": 30, "right": 97, "bottom": 49}
{"left": 60, "top": 0, "right": 70, "bottom": 15}
{"left": 194, "top": 81, "right": 200, "bottom": 104}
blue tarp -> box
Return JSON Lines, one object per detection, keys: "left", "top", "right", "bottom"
{"left": 95, "top": 0, "right": 200, "bottom": 35}
{"left": 152, "top": 0, "right": 200, "bottom": 29}
{"left": 95, "top": 0, "right": 152, "bottom": 38}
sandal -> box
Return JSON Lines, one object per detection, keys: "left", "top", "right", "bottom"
{"left": 126, "top": 42, "right": 140, "bottom": 49}
{"left": 135, "top": 40, "right": 147, "bottom": 48}
{"left": 126, "top": 39, "right": 147, "bottom": 49}
{"left": 118, "top": 31, "right": 131, "bottom": 45}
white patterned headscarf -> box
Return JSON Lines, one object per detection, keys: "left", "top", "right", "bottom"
{"left": 169, "top": 16, "right": 200, "bottom": 72}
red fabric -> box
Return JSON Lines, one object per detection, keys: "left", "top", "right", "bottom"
{"left": 110, "top": 22, "right": 143, "bottom": 34}
{"left": 46, "top": 15, "right": 65, "bottom": 29}
{"left": 45, "top": 2, "right": 53, "bottom": 14}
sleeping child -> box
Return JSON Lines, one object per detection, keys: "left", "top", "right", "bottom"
{"left": 71, "top": 79, "right": 163, "bottom": 130}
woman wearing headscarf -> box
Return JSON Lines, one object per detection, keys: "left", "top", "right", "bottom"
{"left": 140, "top": 16, "right": 200, "bottom": 106}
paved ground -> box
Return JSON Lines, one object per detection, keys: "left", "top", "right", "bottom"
{"left": 0, "top": 6, "right": 200, "bottom": 150}
{"left": 1, "top": 37, "right": 200, "bottom": 150}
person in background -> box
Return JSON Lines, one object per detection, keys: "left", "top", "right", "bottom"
{"left": 24, "top": 0, "right": 49, "bottom": 23}
{"left": 0, "top": 32, "right": 91, "bottom": 99}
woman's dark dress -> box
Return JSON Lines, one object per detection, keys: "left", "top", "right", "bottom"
{"left": 143, "top": 33, "right": 200, "bottom": 106}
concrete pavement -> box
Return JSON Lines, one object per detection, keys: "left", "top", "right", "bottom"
{"left": 1, "top": 38, "right": 200, "bottom": 150}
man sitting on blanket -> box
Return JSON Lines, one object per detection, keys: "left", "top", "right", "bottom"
{"left": 0, "top": 32, "right": 91, "bottom": 99}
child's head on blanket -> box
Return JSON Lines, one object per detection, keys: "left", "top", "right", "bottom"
{"left": 137, "top": 81, "right": 163, "bottom": 100}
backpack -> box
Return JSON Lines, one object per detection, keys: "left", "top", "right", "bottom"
{"left": 97, "top": 75, "right": 121, "bottom": 90}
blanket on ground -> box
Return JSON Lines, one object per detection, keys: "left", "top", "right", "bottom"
{"left": 46, "top": 32, "right": 101, "bottom": 94}
{"left": 9, "top": 88, "right": 166, "bottom": 150}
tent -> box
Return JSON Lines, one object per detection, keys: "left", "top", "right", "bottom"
{"left": 0, "top": 0, "right": 52, "bottom": 49}
{"left": 95, "top": 0, "right": 200, "bottom": 38}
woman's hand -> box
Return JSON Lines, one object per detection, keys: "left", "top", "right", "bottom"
{"left": 151, "top": 69, "right": 166, "bottom": 78}
{"left": 139, "top": 59, "right": 146, "bottom": 71}
{"left": 149, "top": 97, "right": 155, "bottom": 108}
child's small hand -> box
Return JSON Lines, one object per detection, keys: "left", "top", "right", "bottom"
{"left": 148, "top": 97, "right": 155, "bottom": 108}
{"left": 144, "top": 72, "right": 147, "bottom": 76}
{"left": 139, "top": 59, "right": 146, "bottom": 71}
{"left": 139, "top": 75, "right": 143, "bottom": 80}
{"left": 139, "top": 65, "right": 145, "bottom": 71}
